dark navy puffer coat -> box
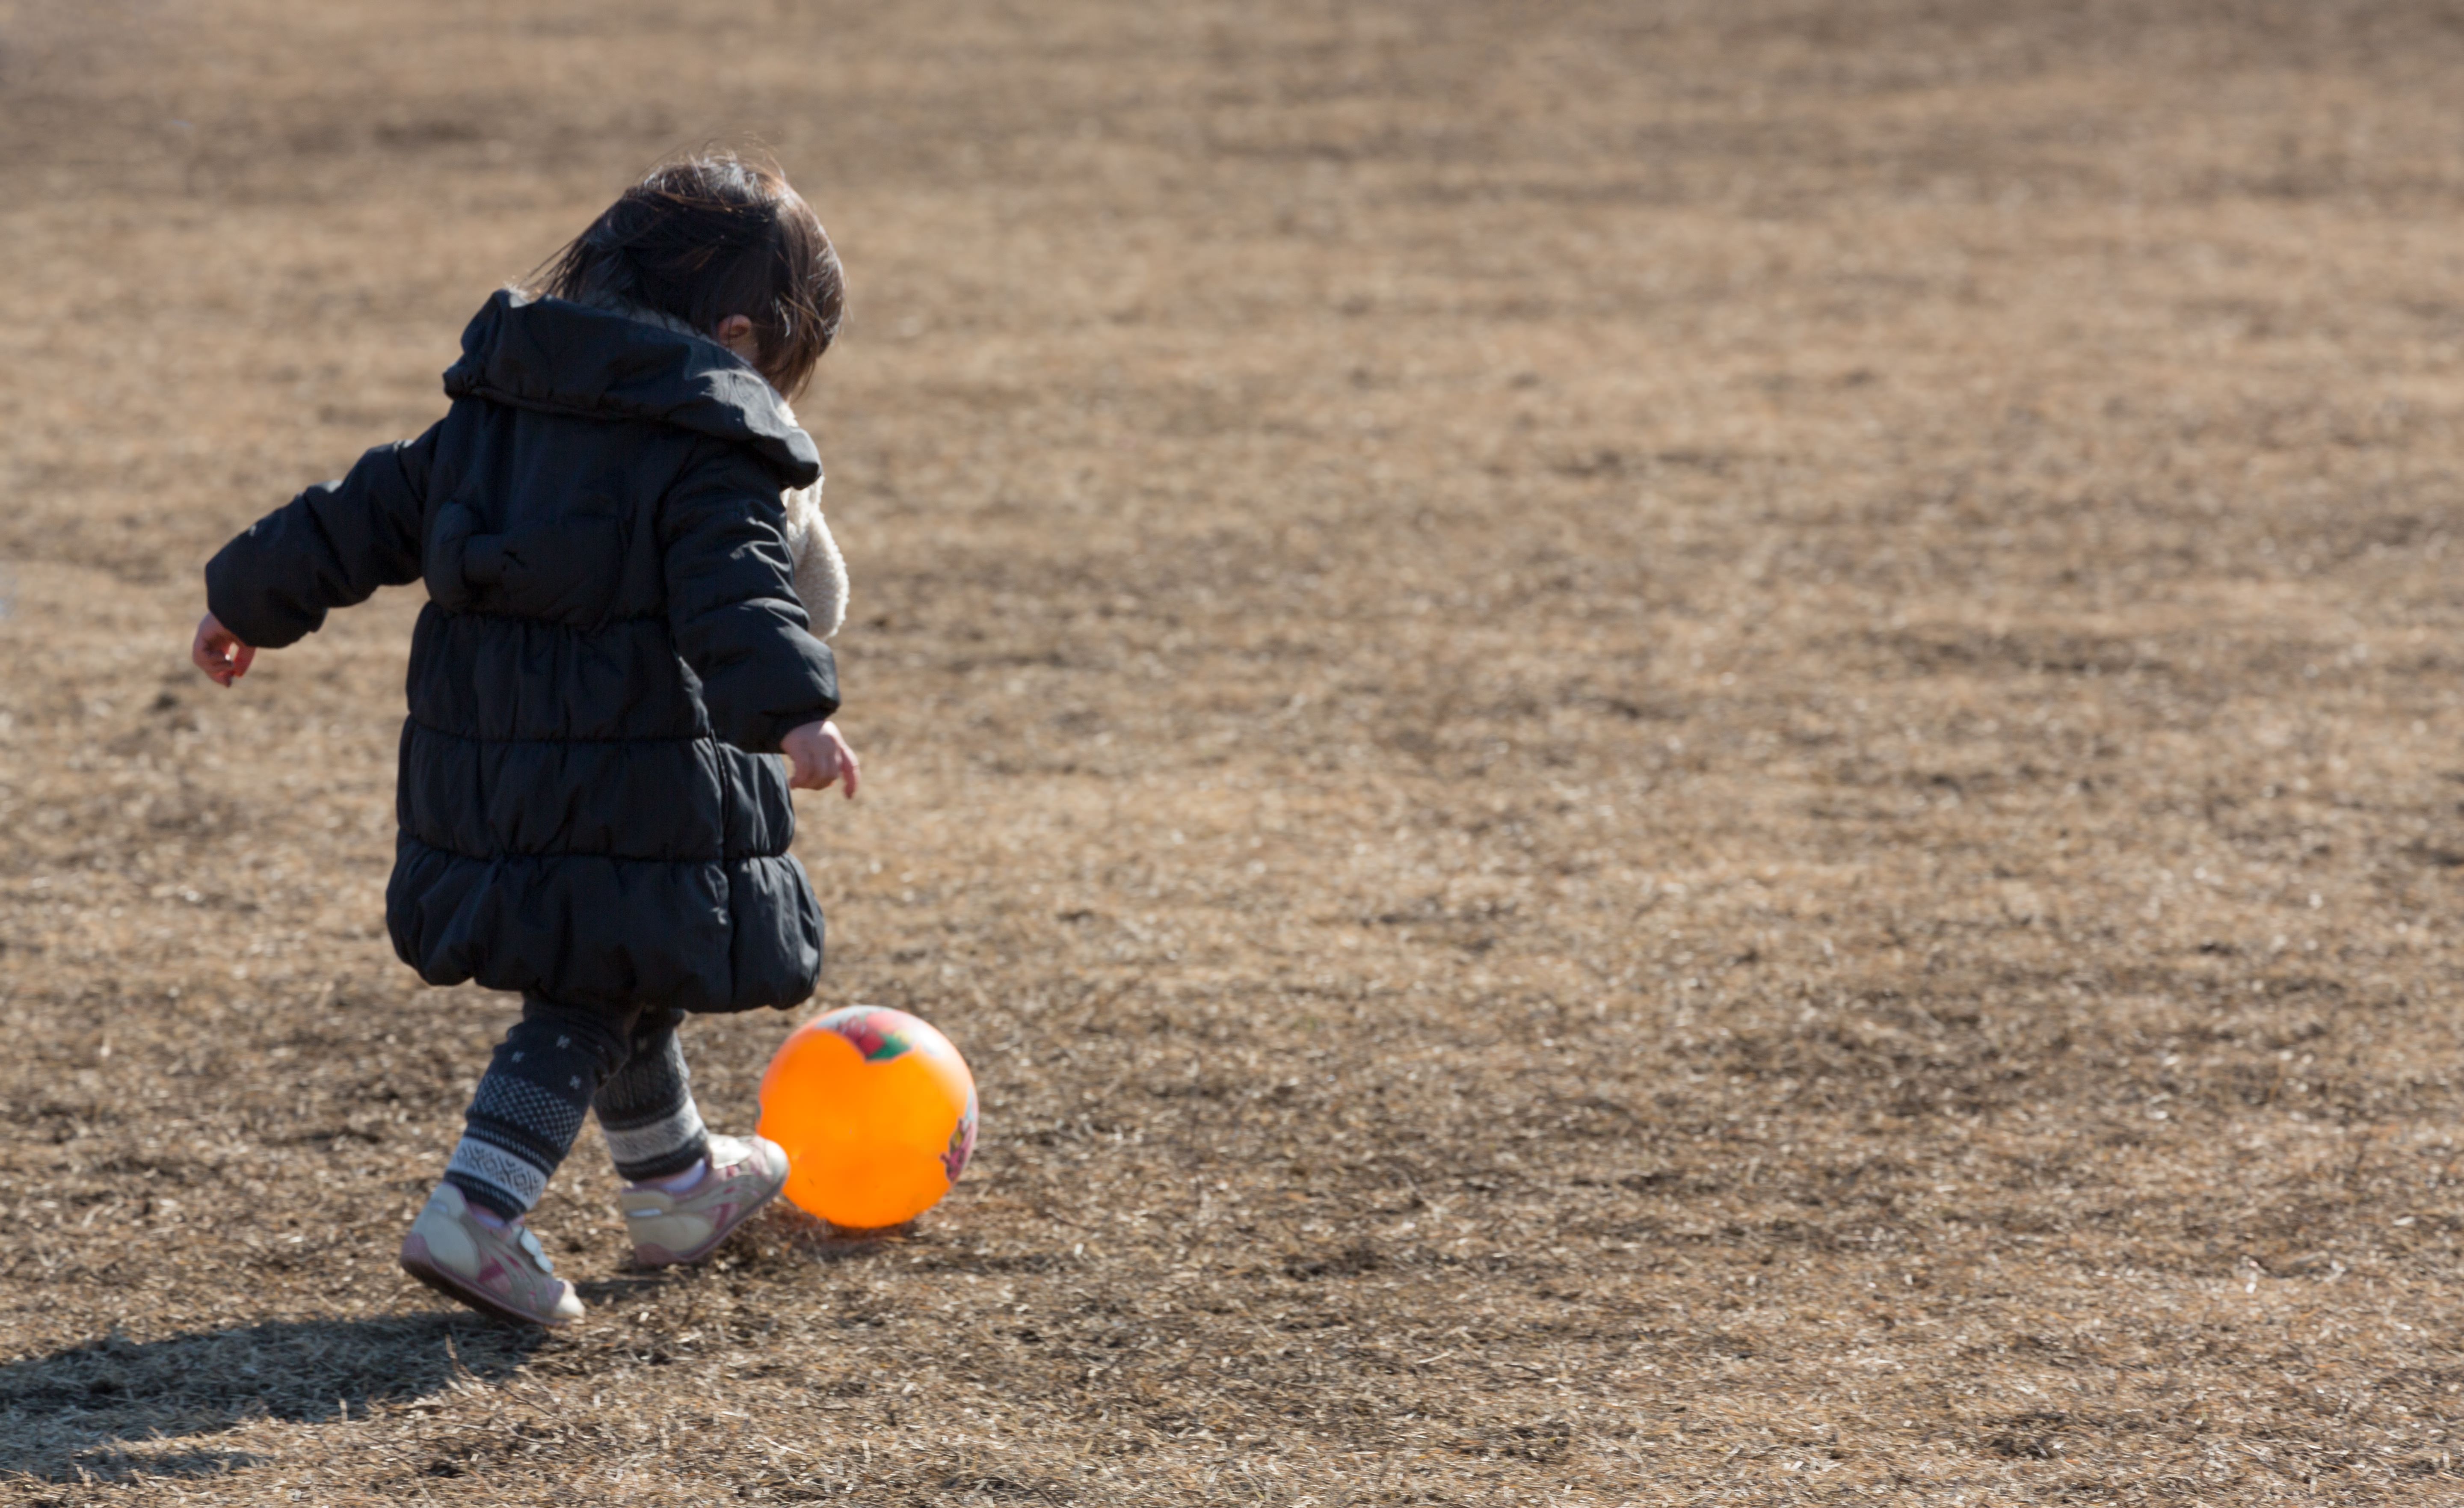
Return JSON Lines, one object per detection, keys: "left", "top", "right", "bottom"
{"left": 205, "top": 291, "right": 840, "bottom": 1013}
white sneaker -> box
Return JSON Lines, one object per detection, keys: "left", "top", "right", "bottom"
{"left": 399, "top": 1183, "right": 584, "bottom": 1327}
{"left": 620, "top": 1134, "right": 789, "bottom": 1267}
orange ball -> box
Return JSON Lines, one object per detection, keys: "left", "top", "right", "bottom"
{"left": 758, "top": 1006, "right": 977, "bottom": 1230}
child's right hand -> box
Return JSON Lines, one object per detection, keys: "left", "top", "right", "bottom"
{"left": 781, "top": 719, "right": 859, "bottom": 797}
{"left": 192, "top": 612, "right": 256, "bottom": 687}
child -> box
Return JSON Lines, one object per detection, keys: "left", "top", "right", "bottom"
{"left": 192, "top": 154, "right": 859, "bottom": 1327}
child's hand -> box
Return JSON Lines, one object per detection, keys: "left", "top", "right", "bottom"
{"left": 781, "top": 719, "right": 859, "bottom": 797}
{"left": 192, "top": 613, "right": 256, "bottom": 687}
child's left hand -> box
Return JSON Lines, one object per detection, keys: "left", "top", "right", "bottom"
{"left": 782, "top": 719, "right": 860, "bottom": 797}
{"left": 192, "top": 612, "right": 256, "bottom": 687}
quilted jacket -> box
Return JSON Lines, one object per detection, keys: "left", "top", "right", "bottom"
{"left": 205, "top": 290, "right": 841, "bottom": 1012}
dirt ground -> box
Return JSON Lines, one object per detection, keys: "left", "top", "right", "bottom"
{"left": 5, "top": 0, "right": 2464, "bottom": 1502}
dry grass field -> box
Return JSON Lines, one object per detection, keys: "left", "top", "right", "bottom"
{"left": 6, "top": 0, "right": 2464, "bottom": 1501}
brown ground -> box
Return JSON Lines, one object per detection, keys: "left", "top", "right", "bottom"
{"left": 6, "top": 0, "right": 2464, "bottom": 1502}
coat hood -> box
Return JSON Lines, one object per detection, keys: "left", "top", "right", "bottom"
{"left": 442, "top": 290, "right": 822, "bottom": 487}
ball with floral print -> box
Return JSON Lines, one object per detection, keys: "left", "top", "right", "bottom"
{"left": 759, "top": 1006, "right": 978, "bottom": 1229}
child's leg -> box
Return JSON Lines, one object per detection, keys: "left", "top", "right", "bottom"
{"left": 598, "top": 1010, "right": 790, "bottom": 1266}
{"left": 443, "top": 997, "right": 636, "bottom": 1221}
{"left": 403, "top": 996, "right": 633, "bottom": 1326}
{"left": 591, "top": 1007, "right": 711, "bottom": 1184}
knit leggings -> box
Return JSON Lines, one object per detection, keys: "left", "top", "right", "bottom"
{"left": 444, "top": 997, "right": 711, "bottom": 1221}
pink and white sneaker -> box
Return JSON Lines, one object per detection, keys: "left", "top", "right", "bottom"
{"left": 399, "top": 1183, "right": 584, "bottom": 1328}
{"left": 620, "top": 1134, "right": 789, "bottom": 1267}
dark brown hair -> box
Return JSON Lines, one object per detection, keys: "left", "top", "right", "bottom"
{"left": 530, "top": 152, "right": 844, "bottom": 398}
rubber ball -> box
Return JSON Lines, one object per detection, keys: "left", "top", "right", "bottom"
{"left": 758, "top": 1006, "right": 977, "bottom": 1230}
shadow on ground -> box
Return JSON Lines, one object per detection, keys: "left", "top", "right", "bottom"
{"left": 761, "top": 1204, "right": 922, "bottom": 1258}
{"left": 0, "top": 1315, "right": 548, "bottom": 1484}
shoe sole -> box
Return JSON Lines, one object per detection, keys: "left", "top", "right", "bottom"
{"left": 400, "top": 1233, "right": 576, "bottom": 1328}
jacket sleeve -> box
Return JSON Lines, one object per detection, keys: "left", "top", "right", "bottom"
{"left": 660, "top": 445, "right": 841, "bottom": 753}
{"left": 203, "top": 424, "right": 441, "bottom": 649}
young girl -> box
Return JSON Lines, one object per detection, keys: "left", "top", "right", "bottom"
{"left": 192, "top": 154, "right": 859, "bottom": 1327}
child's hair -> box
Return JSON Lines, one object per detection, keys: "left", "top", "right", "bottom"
{"left": 530, "top": 152, "right": 844, "bottom": 398}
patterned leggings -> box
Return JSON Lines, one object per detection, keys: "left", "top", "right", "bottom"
{"left": 443, "top": 996, "right": 710, "bottom": 1221}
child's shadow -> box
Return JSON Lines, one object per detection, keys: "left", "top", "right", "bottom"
{"left": 0, "top": 1315, "right": 546, "bottom": 1484}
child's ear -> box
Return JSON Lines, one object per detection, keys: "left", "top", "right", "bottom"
{"left": 714, "top": 314, "right": 759, "bottom": 361}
